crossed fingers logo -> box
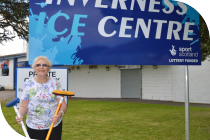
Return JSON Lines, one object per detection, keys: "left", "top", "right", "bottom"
{"left": 169, "top": 45, "right": 176, "bottom": 56}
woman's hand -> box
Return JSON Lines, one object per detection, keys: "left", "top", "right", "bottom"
{"left": 16, "top": 116, "right": 23, "bottom": 125}
{"left": 52, "top": 113, "right": 62, "bottom": 124}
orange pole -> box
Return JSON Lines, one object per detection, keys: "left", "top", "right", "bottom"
{"left": 45, "top": 96, "right": 63, "bottom": 140}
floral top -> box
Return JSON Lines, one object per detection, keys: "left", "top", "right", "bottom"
{"left": 21, "top": 77, "right": 62, "bottom": 130}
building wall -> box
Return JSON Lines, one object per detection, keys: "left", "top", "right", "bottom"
{"left": 17, "top": 57, "right": 28, "bottom": 62}
{"left": 0, "top": 59, "right": 14, "bottom": 89}
{"left": 142, "top": 65, "right": 174, "bottom": 101}
{"left": 67, "top": 63, "right": 210, "bottom": 103}
{"left": 142, "top": 59, "right": 210, "bottom": 104}
{"left": 1, "top": 56, "right": 209, "bottom": 103}
{"left": 171, "top": 66, "right": 185, "bottom": 102}
{"left": 68, "top": 65, "right": 121, "bottom": 98}
{"left": 188, "top": 58, "right": 210, "bottom": 104}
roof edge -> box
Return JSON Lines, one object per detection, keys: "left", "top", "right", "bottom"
{"left": 0, "top": 53, "right": 27, "bottom": 60}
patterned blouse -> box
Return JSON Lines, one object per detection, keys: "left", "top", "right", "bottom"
{"left": 21, "top": 77, "right": 62, "bottom": 130}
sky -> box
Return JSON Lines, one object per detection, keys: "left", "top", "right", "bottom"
{"left": 0, "top": 37, "right": 24, "bottom": 55}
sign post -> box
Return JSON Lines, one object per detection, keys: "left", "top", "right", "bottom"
{"left": 184, "top": 65, "right": 190, "bottom": 140}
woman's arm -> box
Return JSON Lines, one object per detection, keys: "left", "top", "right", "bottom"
{"left": 52, "top": 98, "right": 67, "bottom": 124}
{"left": 19, "top": 100, "right": 29, "bottom": 116}
{"left": 16, "top": 100, "right": 29, "bottom": 124}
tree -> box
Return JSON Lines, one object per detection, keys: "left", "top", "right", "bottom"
{"left": 200, "top": 15, "right": 210, "bottom": 61}
{"left": 0, "top": 0, "right": 29, "bottom": 43}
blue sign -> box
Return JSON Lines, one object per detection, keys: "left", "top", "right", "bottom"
{"left": 29, "top": 0, "right": 201, "bottom": 65}
{"left": 17, "top": 61, "right": 31, "bottom": 67}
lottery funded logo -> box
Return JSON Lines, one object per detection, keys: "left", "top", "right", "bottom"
{"left": 169, "top": 45, "right": 199, "bottom": 63}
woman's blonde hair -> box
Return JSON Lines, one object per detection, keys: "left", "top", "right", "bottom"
{"left": 32, "top": 56, "right": 52, "bottom": 71}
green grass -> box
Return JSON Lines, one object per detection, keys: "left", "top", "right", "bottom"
{"left": 1, "top": 99, "right": 210, "bottom": 140}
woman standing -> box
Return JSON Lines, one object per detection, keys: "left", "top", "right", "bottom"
{"left": 16, "top": 56, "right": 67, "bottom": 140}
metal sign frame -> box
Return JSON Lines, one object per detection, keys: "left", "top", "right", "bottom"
{"left": 29, "top": 0, "right": 201, "bottom": 65}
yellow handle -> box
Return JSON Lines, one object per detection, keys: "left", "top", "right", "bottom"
{"left": 45, "top": 122, "right": 55, "bottom": 140}
{"left": 45, "top": 102, "right": 62, "bottom": 140}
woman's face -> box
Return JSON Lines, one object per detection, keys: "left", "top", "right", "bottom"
{"left": 35, "top": 59, "right": 49, "bottom": 77}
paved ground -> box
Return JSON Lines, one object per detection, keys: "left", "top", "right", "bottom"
{"left": 0, "top": 90, "right": 16, "bottom": 100}
{"left": 1, "top": 90, "right": 210, "bottom": 108}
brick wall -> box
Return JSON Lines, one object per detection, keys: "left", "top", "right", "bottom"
{"left": 142, "top": 58, "right": 210, "bottom": 104}
{"left": 142, "top": 65, "right": 173, "bottom": 101}
{"left": 68, "top": 65, "right": 121, "bottom": 98}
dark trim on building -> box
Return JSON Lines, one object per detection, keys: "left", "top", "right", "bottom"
{"left": 13, "top": 58, "right": 17, "bottom": 90}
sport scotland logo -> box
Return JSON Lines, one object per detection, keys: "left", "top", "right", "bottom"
{"left": 169, "top": 45, "right": 176, "bottom": 56}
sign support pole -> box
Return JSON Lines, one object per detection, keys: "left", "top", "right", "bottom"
{"left": 184, "top": 65, "right": 190, "bottom": 140}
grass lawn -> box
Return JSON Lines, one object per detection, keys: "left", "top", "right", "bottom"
{"left": 1, "top": 99, "right": 210, "bottom": 140}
